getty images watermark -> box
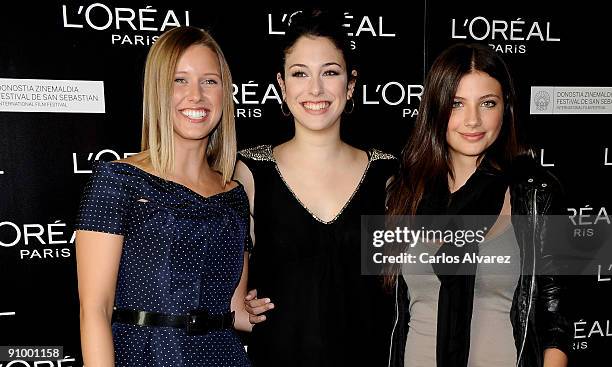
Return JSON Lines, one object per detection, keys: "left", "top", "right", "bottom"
{"left": 361, "top": 215, "right": 612, "bottom": 276}
{"left": 371, "top": 224, "right": 497, "bottom": 265}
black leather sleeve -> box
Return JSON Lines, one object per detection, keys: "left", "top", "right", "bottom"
{"left": 536, "top": 273, "right": 571, "bottom": 355}
{"left": 535, "top": 173, "right": 571, "bottom": 356}
{"left": 389, "top": 276, "right": 410, "bottom": 367}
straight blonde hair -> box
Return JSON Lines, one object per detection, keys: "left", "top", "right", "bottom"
{"left": 142, "top": 26, "right": 236, "bottom": 183}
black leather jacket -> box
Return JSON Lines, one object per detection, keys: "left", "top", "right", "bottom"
{"left": 388, "top": 154, "right": 571, "bottom": 367}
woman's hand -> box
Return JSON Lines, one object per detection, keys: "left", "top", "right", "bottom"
{"left": 244, "top": 289, "right": 274, "bottom": 324}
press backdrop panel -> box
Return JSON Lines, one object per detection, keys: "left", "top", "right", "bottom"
{"left": 0, "top": 1, "right": 610, "bottom": 366}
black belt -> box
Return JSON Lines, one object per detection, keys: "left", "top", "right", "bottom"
{"left": 112, "top": 308, "right": 235, "bottom": 336}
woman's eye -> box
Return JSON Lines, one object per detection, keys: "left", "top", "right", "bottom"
{"left": 323, "top": 70, "right": 340, "bottom": 76}
{"left": 174, "top": 78, "right": 187, "bottom": 84}
{"left": 482, "top": 100, "right": 497, "bottom": 108}
{"left": 452, "top": 100, "right": 462, "bottom": 108}
{"left": 202, "top": 79, "right": 218, "bottom": 85}
{"left": 291, "top": 71, "right": 307, "bottom": 77}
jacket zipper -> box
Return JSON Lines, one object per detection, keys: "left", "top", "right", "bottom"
{"left": 388, "top": 279, "right": 400, "bottom": 367}
{"left": 516, "top": 188, "right": 537, "bottom": 366}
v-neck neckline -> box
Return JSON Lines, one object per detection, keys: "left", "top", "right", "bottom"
{"left": 269, "top": 146, "right": 372, "bottom": 225}
{"left": 108, "top": 161, "right": 242, "bottom": 201}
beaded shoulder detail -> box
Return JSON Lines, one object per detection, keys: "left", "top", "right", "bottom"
{"left": 238, "top": 145, "right": 274, "bottom": 162}
{"left": 370, "top": 149, "right": 397, "bottom": 161}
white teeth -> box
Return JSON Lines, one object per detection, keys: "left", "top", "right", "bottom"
{"left": 303, "top": 102, "right": 330, "bottom": 111}
{"left": 181, "top": 109, "right": 207, "bottom": 119}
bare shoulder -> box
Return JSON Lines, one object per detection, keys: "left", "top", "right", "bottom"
{"left": 233, "top": 160, "right": 254, "bottom": 197}
{"left": 234, "top": 159, "right": 253, "bottom": 179}
{"left": 348, "top": 145, "right": 367, "bottom": 157}
{"left": 233, "top": 160, "right": 255, "bottom": 213}
{"left": 344, "top": 144, "right": 369, "bottom": 167}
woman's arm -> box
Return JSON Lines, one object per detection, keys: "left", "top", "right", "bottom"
{"left": 234, "top": 160, "right": 255, "bottom": 218}
{"left": 536, "top": 270, "right": 570, "bottom": 367}
{"left": 76, "top": 230, "right": 123, "bottom": 367}
{"left": 544, "top": 347, "right": 568, "bottom": 367}
{"left": 230, "top": 252, "right": 253, "bottom": 332}
{"left": 233, "top": 160, "right": 274, "bottom": 325}
{"left": 538, "top": 174, "right": 570, "bottom": 367}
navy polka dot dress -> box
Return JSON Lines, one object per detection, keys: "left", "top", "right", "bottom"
{"left": 76, "top": 161, "right": 252, "bottom": 367}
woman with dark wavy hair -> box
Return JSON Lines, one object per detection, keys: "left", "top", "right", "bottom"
{"left": 386, "top": 43, "right": 570, "bottom": 367}
{"left": 234, "top": 9, "right": 396, "bottom": 367}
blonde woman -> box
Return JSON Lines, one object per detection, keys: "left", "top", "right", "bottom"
{"left": 75, "top": 27, "right": 252, "bottom": 367}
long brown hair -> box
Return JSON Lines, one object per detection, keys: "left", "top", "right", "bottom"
{"left": 384, "top": 43, "right": 525, "bottom": 289}
{"left": 387, "top": 43, "right": 524, "bottom": 216}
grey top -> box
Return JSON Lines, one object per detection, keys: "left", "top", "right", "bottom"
{"left": 468, "top": 224, "right": 520, "bottom": 367}
{"left": 401, "top": 224, "right": 520, "bottom": 367}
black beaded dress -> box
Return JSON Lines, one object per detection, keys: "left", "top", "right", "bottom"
{"left": 238, "top": 145, "right": 397, "bottom": 367}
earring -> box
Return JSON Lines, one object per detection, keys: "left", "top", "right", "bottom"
{"left": 344, "top": 98, "right": 355, "bottom": 114}
{"left": 280, "top": 100, "right": 291, "bottom": 117}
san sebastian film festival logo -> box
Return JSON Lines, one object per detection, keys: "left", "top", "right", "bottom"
{"left": 534, "top": 90, "right": 551, "bottom": 111}
{"left": 267, "top": 11, "right": 423, "bottom": 119}
{"left": 530, "top": 86, "right": 612, "bottom": 115}
{"left": 0, "top": 78, "right": 105, "bottom": 113}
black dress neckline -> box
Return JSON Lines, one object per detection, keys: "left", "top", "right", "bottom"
{"left": 269, "top": 146, "right": 373, "bottom": 225}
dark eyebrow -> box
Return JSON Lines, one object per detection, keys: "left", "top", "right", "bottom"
{"left": 453, "top": 94, "right": 502, "bottom": 100}
{"left": 288, "top": 62, "right": 343, "bottom": 69}
{"left": 479, "top": 93, "right": 501, "bottom": 99}
{"left": 322, "top": 62, "right": 342, "bottom": 68}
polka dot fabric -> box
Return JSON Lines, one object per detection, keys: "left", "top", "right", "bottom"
{"left": 76, "top": 161, "right": 252, "bottom": 366}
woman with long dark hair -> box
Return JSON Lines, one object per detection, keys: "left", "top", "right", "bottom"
{"left": 234, "top": 9, "right": 396, "bottom": 367}
{"left": 387, "top": 43, "right": 570, "bottom": 367}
